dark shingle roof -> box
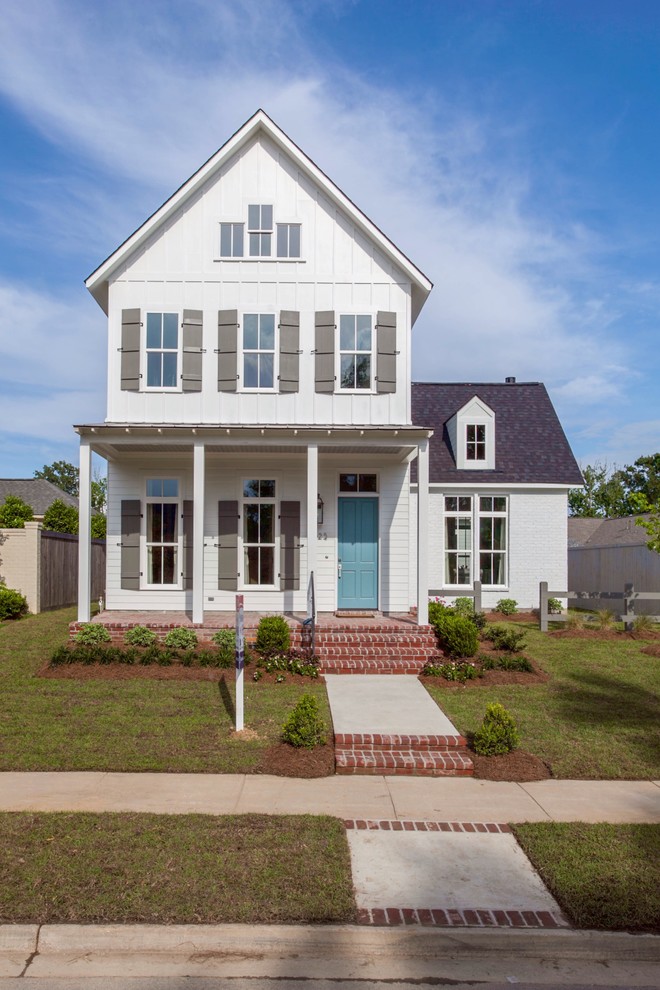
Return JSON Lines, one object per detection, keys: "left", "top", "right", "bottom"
{"left": 0, "top": 479, "right": 79, "bottom": 516}
{"left": 569, "top": 514, "right": 652, "bottom": 548}
{"left": 411, "top": 382, "right": 583, "bottom": 486}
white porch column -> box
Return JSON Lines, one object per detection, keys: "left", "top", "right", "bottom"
{"left": 417, "top": 438, "right": 429, "bottom": 626}
{"left": 192, "top": 440, "right": 205, "bottom": 625}
{"left": 77, "top": 437, "right": 92, "bottom": 622}
{"left": 306, "top": 443, "right": 318, "bottom": 597}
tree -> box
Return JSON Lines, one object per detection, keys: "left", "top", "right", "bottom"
{"left": 43, "top": 499, "right": 78, "bottom": 534}
{"left": 91, "top": 514, "right": 107, "bottom": 539}
{"left": 637, "top": 507, "right": 660, "bottom": 553}
{"left": 569, "top": 455, "right": 657, "bottom": 517}
{"left": 34, "top": 460, "right": 78, "bottom": 497}
{"left": 0, "top": 496, "right": 34, "bottom": 528}
{"left": 618, "top": 454, "right": 660, "bottom": 506}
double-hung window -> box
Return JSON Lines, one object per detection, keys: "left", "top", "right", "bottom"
{"left": 242, "top": 479, "right": 276, "bottom": 586}
{"left": 339, "top": 314, "right": 372, "bottom": 390}
{"left": 145, "top": 479, "right": 180, "bottom": 586}
{"left": 220, "top": 222, "right": 244, "bottom": 257}
{"left": 146, "top": 312, "right": 178, "bottom": 388}
{"left": 466, "top": 424, "right": 486, "bottom": 461}
{"left": 243, "top": 313, "right": 275, "bottom": 388}
{"left": 248, "top": 204, "right": 273, "bottom": 257}
{"left": 444, "top": 495, "right": 507, "bottom": 587}
{"left": 276, "top": 223, "right": 301, "bottom": 258}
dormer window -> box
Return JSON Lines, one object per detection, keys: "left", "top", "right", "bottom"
{"left": 466, "top": 424, "right": 486, "bottom": 461}
{"left": 248, "top": 204, "right": 273, "bottom": 256}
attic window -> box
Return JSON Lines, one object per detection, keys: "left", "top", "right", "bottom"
{"left": 466, "top": 424, "right": 486, "bottom": 461}
{"left": 248, "top": 204, "right": 273, "bottom": 257}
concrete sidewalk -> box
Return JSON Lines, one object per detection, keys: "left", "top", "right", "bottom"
{"left": 1, "top": 772, "right": 659, "bottom": 822}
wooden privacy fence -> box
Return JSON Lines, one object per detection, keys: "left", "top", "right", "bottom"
{"left": 539, "top": 581, "right": 660, "bottom": 632}
{"left": 429, "top": 581, "right": 482, "bottom": 613}
{"left": 40, "top": 531, "right": 106, "bottom": 611}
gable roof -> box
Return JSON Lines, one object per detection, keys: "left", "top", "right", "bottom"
{"left": 0, "top": 479, "right": 79, "bottom": 516}
{"left": 568, "top": 514, "right": 653, "bottom": 548}
{"left": 85, "top": 109, "right": 433, "bottom": 320}
{"left": 411, "top": 381, "right": 583, "bottom": 485}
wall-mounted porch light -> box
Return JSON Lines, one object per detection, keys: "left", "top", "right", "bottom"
{"left": 317, "top": 494, "right": 324, "bottom": 525}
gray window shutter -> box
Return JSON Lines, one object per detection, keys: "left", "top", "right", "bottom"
{"left": 182, "top": 500, "right": 193, "bottom": 591}
{"left": 121, "top": 309, "right": 141, "bottom": 391}
{"left": 120, "top": 499, "right": 141, "bottom": 590}
{"left": 376, "top": 311, "right": 397, "bottom": 394}
{"left": 279, "top": 501, "right": 301, "bottom": 591}
{"left": 315, "top": 310, "right": 335, "bottom": 393}
{"left": 278, "top": 310, "right": 300, "bottom": 393}
{"left": 217, "top": 310, "right": 238, "bottom": 391}
{"left": 182, "top": 310, "right": 203, "bottom": 392}
{"left": 218, "top": 500, "right": 239, "bottom": 590}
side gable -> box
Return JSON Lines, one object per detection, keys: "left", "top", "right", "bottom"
{"left": 411, "top": 381, "right": 584, "bottom": 486}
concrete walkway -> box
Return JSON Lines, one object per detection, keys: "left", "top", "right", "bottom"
{"left": 325, "top": 674, "right": 460, "bottom": 735}
{"left": 2, "top": 772, "right": 659, "bottom": 822}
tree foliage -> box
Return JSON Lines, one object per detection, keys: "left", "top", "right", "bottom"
{"left": 34, "top": 460, "right": 107, "bottom": 514}
{"left": 636, "top": 507, "right": 660, "bottom": 554}
{"left": 569, "top": 454, "right": 658, "bottom": 518}
{"left": 0, "top": 495, "right": 34, "bottom": 528}
{"left": 43, "top": 499, "right": 79, "bottom": 534}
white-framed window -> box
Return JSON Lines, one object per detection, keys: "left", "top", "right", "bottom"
{"left": 339, "top": 314, "right": 372, "bottom": 390}
{"left": 444, "top": 496, "right": 473, "bottom": 585}
{"left": 241, "top": 479, "right": 277, "bottom": 587}
{"left": 443, "top": 494, "right": 508, "bottom": 587}
{"left": 220, "top": 222, "right": 244, "bottom": 257}
{"left": 145, "top": 479, "right": 181, "bottom": 587}
{"left": 248, "top": 204, "right": 273, "bottom": 257}
{"left": 466, "top": 424, "right": 486, "bottom": 462}
{"left": 276, "top": 223, "right": 301, "bottom": 258}
{"left": 339, "top": 473, "right": 378, "bottom": 493}
{"left": 146, "top": 312, "right": 179, "bottom": 389}
{"left": 243, "top": 313, "right": 276, "bottom": 389}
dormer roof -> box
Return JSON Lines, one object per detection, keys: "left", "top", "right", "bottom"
{"left": 85, "top": 109, "right": 433, "bottom": 318}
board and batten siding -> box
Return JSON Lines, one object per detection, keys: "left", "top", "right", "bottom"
{"left": 106, "top": 134, "right": 413, "bottom": 428}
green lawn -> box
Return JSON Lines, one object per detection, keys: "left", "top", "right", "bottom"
{"left": 424, "top": 623, "right": 660, "bottom": 779}
{"left": 0, "top": 812, "right": 355, "bottom": 924}
{"left": 513, "top": 823, "right": 660, "bottom": 933}
{"left": 0, "top": 608, "right": 331, "bottom": 772}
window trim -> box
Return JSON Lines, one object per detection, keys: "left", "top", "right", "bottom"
{"left": 142, "top": 477, "right": 183, "bottom": 590}
{"left": 338, "top": 472, "right": 379, "bottom": 495}
{"left": 239, "top": 477, "right": 279, "bottom": 590}
{"left": 337, "top": 313, "right": 374, "bottom": 393}
{"left": 276, "top": 223, "right": 302, "bottom": 258}
{"left": 219, "top": 221, "right": 245, "bottom": 258}
{"left": 144, "top": 311, "right": 181, "bottom": 392}
{"left": 241, "top": 312, "right": 278, "bottom": 392}
{"left": 442, "top": 493, "right": 508, "bottom": 589}
{"left": 247, "top": 203, "right": 273, "bottom": 258}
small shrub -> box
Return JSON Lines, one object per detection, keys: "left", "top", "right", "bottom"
{"left": 547, "top": 598, "right": 564, "bottom": 614}
{"left": 164, "top": 627, "right": 198, "bottom": 649}
{"left": 422, "top": 660, "right": 478, "bottom": 682}
{"left": 453, "top": 597, "right": 475, "bottom": 617}
{"left": 212, "top": 628, "right": 236, "bottom": 663}
{"left": 124, "top": 625, "right": 157, "bottom": 647}
{"left": 485, "top": 625, "right": 527, "bottom": 653}
{"left": 473, "top": 703, "right": 520, "bottom": 756}
{"left": 494, "top": 598, "right": 518, "bottom": 616}
{"left": 632, "top": 614, "right": 657, "bottom": 637}
{"left": 256, "top": 615, "right": 291, "bottom": 654}
{"left": 565, "top": 610, "right": 586, "bottom": 630}
{"left": 594, "top": 609, "right": 615, "bottom": 630}
{"left": 257, "top": 649, "right": 320, "bottom": 678}
{"left": 496, "top": 654, "right": 533, "bottom": 672}
{"left": 74, "top": 623, "right": 111, "bottom": 644}
{"left": 433, "top": 614, "right": 478, "bottom": 658}
{"left": 282, "top": 694, "right": 327, "bottom": 748}
{"left": 428, "top": 599, "right": 451, "bottom": 625}
{"left": 91, "top": 515, "right": 107, "bottom": 539}
{"left": 43, "top": 499, "right": 78, "bottom": 535}
{"left": 0, "top": 495, "right": 34, "bottom": 528}
{"left": 50, "top": 645, "right": 72, "bottom": 665}
{"left": 0, "top": 586, "right": 29, "bottom": 621}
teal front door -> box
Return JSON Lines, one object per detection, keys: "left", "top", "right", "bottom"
{"left": 338, "top": 497, "right": 378, "bottom": 609}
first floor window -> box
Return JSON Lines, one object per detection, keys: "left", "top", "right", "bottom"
{"left": 146, "top": 479, "right": 179, "bottom": 585}
{"left": 220, "top": 222, "right": 244, "bottom": 257}
{"left": 242, "top": 479, "right": 276, "bottom": 586}
{"left": 146, "top": 312, "right": 178, "bottom": 388}
{"left": 339, "top": 314, "right": 372, "bottom": 389}
{"left": 243, "top": 313, "right": 275, "bottom": 388}
{"left": 444, "top": 495, "right": 507, "bottom": 586}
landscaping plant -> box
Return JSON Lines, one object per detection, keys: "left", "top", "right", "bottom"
{"left": 547, "top": 598, "right": 564, "bottom": 614}
{"left": 0, "top": 587, "right": 29, "bottom": 621}
{"left": 164, "top": 627, "right": 198, "bottom": 649}
{"left": 427, "top": 599, "right": 451, "bottom": 625}
{"left": 212, "top": 628, "right": 236, "bottom": 664}
{"left": 422, "top": 660, "right": 478, "bottom": 682}
{"left": 0, "top": 495, "right": 33, "bottom": 528}
{"left": 256, "top": 615, "right": 291, "bottom": 654}
{"left": 433, "top": 614, "right": 478, "bottom": 658}
{"left": 74, "top": 623, "right": 111, "bottom": 645}
{"left": 484, "top": 625, "right": 527, "bottom": 653}
{"left": 124, "top": 625, "right": 157, "bottom": 647}
{"left": 494, "top": 598, "right": 518, "bottom": 616}
{"left": 473, "top": 703, "right": 520, "bottom": 755}
{"left": 281, "top": 694, "right": 327, "bottom": 748}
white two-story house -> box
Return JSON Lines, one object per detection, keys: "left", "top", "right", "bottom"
{"left": 76, "top": 110, "right": 582, "bottom": 630}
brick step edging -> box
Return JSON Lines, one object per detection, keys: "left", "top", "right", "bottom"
{"left": 336, "top": 733, "right": 467, "bottom": 749}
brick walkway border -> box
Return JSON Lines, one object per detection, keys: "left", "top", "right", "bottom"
{"left": 344, "top": 819, "right": 511, "bottom": 833}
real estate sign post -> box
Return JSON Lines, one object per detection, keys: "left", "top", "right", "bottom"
{"left": 235, "top": 594, "right": 244, "bottom": 731}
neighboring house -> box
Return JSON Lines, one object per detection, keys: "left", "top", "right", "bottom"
{"left": 0, "top": 479, "right": 78, "bottom": 521}
{"left": 410, "top": 382, "right": 583, "bottom": 610}
{"left": 568, "top": 514, "right": 660, "bottom": 615}
{"left": 75, "top": 109, "right": 580, "bottom": 624}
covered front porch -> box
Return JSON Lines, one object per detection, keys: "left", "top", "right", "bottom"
{"left": 75, "top": 424, "right": 433, "bottom": 627}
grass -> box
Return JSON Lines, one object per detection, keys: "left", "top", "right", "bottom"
{"left": 0, "top": 608, "right": 331, "bottom": 772}
{"left": 424, "top": 622, "right": 660, "bottom": 779}
{"left": 512, "top": 823, "right": 660, "bottom": 933}
{"left": 0, "top": 812, "right": 355, "bottom": 924}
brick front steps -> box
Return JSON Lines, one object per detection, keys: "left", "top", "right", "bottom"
{"left": 335, "top": 732, "right": 474, "bottom": 777}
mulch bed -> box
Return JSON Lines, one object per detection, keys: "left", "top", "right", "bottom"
{"left": 471, "top": 750, "right": 552, "bottom": 782}
{"left": 38, "top": 663, "right": 324, "bottom": 684}
{"left": 421, "top": 658, "right": 549, "bottom": 689}
{"left": 484, "top": 611, "right": 537, "bottom": 623}
{"left": 256, "top": 743, "right": 335, "bottom": 778}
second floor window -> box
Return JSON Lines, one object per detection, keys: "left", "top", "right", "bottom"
{"left": 243, "top": 313, "right": 275, "bottom": 388}
{"left": 339, "top": 314, "right": 372, "bottom": 390}
{"left": 220, "top": 222, "right": 244, "bottom": 257}
{"left": 276, "top": 223, "right": 301, "bottom": 258}
{"left": 248, "top": 204, "right": 273, "bottom": 256}
{"left": 146, "top": 312, "right": 178, "bottom": 388}
{"left": 466, "top": 424, "right": 486, "bottom": 461}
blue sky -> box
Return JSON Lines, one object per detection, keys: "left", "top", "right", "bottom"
{"left": 1, "top": 0, "right": 659, "bottom": 479}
